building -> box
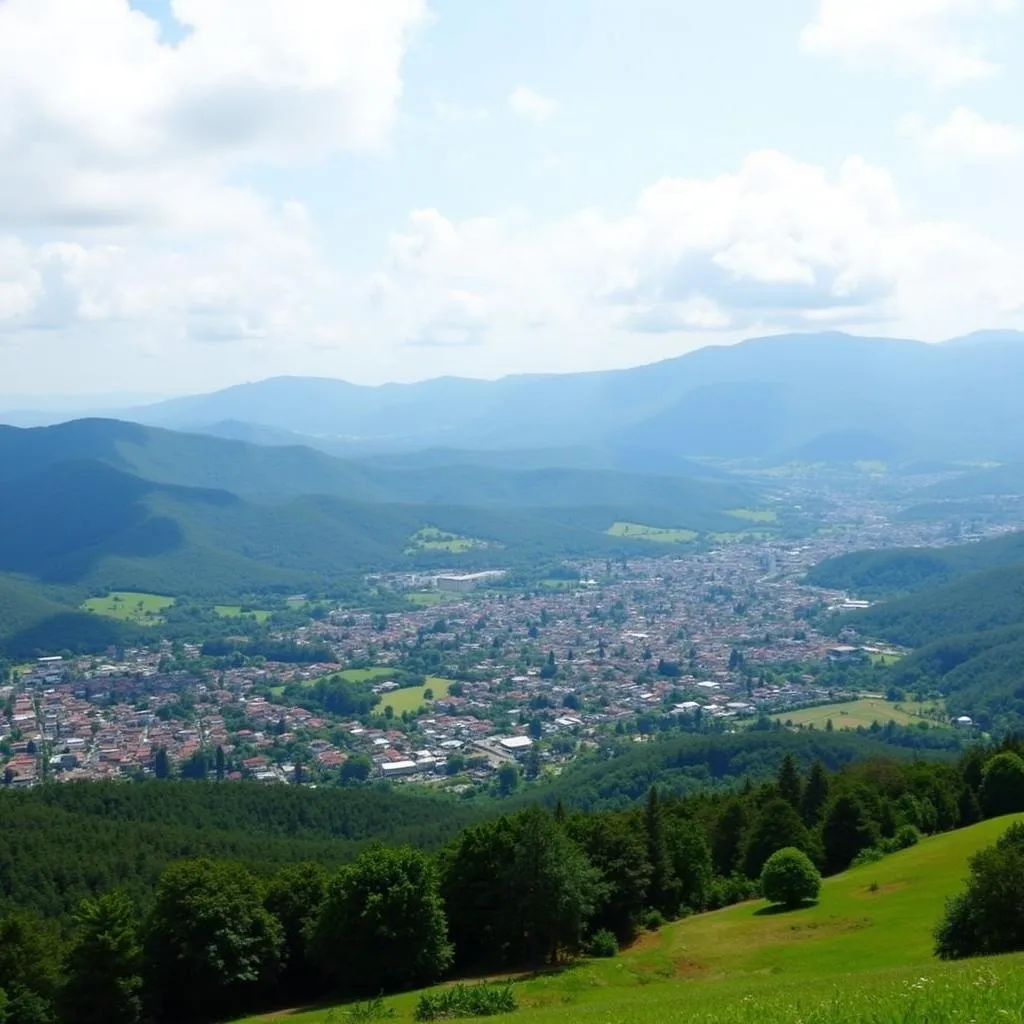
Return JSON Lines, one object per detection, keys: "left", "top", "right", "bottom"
{"left": 498, "top": 735, "right": 533, "bottom": 757}
{"left": 436, "top": 571, "right": 507, "bottom": 594}
{"left": 381, "top": 759, "right": 418, "bottom": 778}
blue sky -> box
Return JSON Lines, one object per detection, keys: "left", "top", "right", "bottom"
{"left": 0, "top": 0, "right": 1022, "bottom": 394}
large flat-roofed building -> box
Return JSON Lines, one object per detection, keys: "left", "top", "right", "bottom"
{"left": 436, "top": 570, "right": 506, "bottom": 594}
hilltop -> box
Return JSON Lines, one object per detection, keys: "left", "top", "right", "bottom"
{"left": 237, "top": 814, "right": 1024, "bottom": 1024}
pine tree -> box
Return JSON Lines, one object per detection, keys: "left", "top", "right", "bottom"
{"left": 644, "top": 787, "right": 676, "bottom": 916}
{"left": 801, "top": 761, "right": 830, "bottom": 826}
{"left": 776, "top": 753, "right": 802, "bottom": 809}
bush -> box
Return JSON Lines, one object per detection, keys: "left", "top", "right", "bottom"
{"left": 760, "top": 847, "right": 821, "bottom": 908}
{"left": 588, "top": 929, "right": 618, "bottom": 958}
{"left": 891, "top": 824, "right": 922, "bottom": 851}
{"left": 414, "top": 984, "right": 517, "bottom": 1021}
{"left": 851, "top": 846, "right": 885, "bottom": 868}
{"left": 935, "top": 822, "right": 1024, "bottom": 960}
{"left": 642, "top": 909, "right": 667, "bottom": 931}
{"left": 980, "top": 753, "right": 1024, "bottom": 817}
{"left": 707, "top": 873, "right": 760, "bottom": 910}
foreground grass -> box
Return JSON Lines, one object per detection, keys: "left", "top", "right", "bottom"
{"left": 773, "top": 698, "right": 946, "bottom": 731}
{"left": 237, "top": 815, "right": 1024, "bottom": 1024}
{"left": 83, "top": 591, "right": 175, "bottom": 623}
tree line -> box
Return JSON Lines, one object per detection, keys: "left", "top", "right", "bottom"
{"left": 4, "top": 740, "right": 1024, "bottom": 1022}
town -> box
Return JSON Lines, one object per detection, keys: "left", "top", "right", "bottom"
{"left": 1, "top": 482, "right": 998, "bottom": 792}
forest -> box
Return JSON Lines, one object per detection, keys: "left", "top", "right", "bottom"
{"left": 3, "top": 739, "right": 1024, "bottom": 1023}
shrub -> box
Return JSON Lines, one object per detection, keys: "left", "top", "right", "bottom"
{"left": 935, "top": 822, "right": 1024, "bottom": 960}
{"left": 851, "top": 846, "right": 885, "bottom": 868}
{"left": 760, "top": 847, "right": 821, "bottom": 908}
{"left": 642, "top": 909, "right": 666, "bottom": 931}
{"left": 414, "top": 984, "right": 517, "bottom": 1021}
{"left": 588, "top": 929, "right": 618, "bottom": 958}
{"left": 892, "top": 824, "right": 922, "bottom": 850}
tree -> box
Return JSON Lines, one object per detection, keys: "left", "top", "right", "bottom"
{"left": 742, "top": 798, "right": 814, "bottom": 878}
{"left": 821, "top": 793, "right": 879, "bottom": 874}
{"left": 665, "top": 815, "right": 712, "bottom": 913}
{"left": 0, "top": 912, "right": 62, "bottom": 1024}
{"left": 801, "top": 761, "right": 830, "bottom": 826}
{"left": 61, "top": 891, "right": 142, "bottom": 1024}
{"left": 264, "top": 863, "right": 329, "bottom": 1004}
{"left": 144, "top": 859, "right": 283, "bottom": 1024}
{"left": 936, "top": 823, "right": 1024, "bottom": 959}
{"left": 644, "top": 787, "right": 676, "bottom": 916}
{"left": 497, "top": 762, "right": 520, "bottom": 796}
{"left": 711, "top": 799, "right": 747, "bottom": 877}
{"left": 311, "top": 845, "right": 452, "bottom": 996}
{"left": 760, "top": 848, "right": 821, "bottom": 908}
{"left": 152, "top": 747, "right": 170, "bottom": 780}
{"left": 776, "top": 753, "right": 802, "bottom": 810}
{"left": 214, "top": 745, "right": 226, "bottom": 782}
{"left": 979, "top": 752, "right": 1024, "bottom": 818}
{"left": 340, "top": 754, "right": 371, "bottom": 784}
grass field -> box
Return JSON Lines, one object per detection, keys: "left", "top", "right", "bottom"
{"left": 382, "top": 677, "right": 452, "bottom": 715}
{"left": 607, "top": 522, "right": 699, "bottom": 544}
{"left": 406, "top": 527, "right": 494, "bottom": 554}
{"left": 774, "top": 698, "right": 946, "bottom": 731}
{"left": 726, "top": 507, "right": 778, "bottom": 523}
{"left": 708, "top": 529, "right": 775, "bottom": 543}
{"left": 337, "top": 667, "right": 396, "bottom": 684}
{"left": 82, "top": 591, "right": 175, "bottom": 624}
{"left": 406, "top": 592, "right": 454, "bottom": 607}
{"left": 237, "top": 815, "right": 1024, "bottom": 1024}
{"left": 214, "top": 605, "right": 272, "bottom": 623}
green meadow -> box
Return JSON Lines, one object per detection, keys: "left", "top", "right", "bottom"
{"left": 607, "top": 522, "right": 699, "bottom": 544}
{"left": 82, "top": 591, "right": 175, "bottom": 624}
{"left": 773, "top": 697, "right": 946, "bottom": 731}
{"left": 406, "top": 527, "right": 494, "bottom": 553}
{"left": 726, "top": 507, "right": 779, "bottom": 523}
{"left": 382, "top": 676, "right": 453, "bottom": 715}
{"left": 214, "top": 605, "right": 272, "bottom": 623}
{"left": 237, "top": 814, "right": 1024, "bottom": 1024}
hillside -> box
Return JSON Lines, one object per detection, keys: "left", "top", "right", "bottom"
{"left": 921, "top": 460, "right": 1024, "bottom": 499}
{"left": 806, "top": 530, "right": 1024, "bottom": 597}
{"left": 111, "top": 330, "right": 1024, "bottom": 462}
{"left": 839, "top": 563, "right": 1024, "bottom": 647}
{"left": 0, "top": 418, "right": 756, "bottom": 519}
{"left": 237, "top": 815, "right": 1024, "bottom": 1024}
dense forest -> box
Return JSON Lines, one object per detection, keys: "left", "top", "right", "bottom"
{"left": 807, "top": 531, "right": 1024, "bottom": 597}
{"left": 2, "top": 740, "right": 1023, "bottom": 1023}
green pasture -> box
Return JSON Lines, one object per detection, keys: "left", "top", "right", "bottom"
{"left": 774, "top": 698, "right": 946, "bottom": 731}
{"left": 338, "top": 667, "right": 396, "bottom": 684}
{"left": 726, "top": 507, "right": 778, "bottom": 523}
{"left": 406, "top": 527, "right": 493, "bottom": 554}
{"left": 237, "top": 815, "right": 1024, "bottom": 1024}
{"left": 382, "top": 677, "right": 453, "bottom": 715}
{"left": 82, "top": 591, "right": 175, "bottom": 624}
{"left": 607, "top": 522, "right": 699, "bottom": 544}
{"left": 215, "top": 606, "right": 272, "bottom": 623}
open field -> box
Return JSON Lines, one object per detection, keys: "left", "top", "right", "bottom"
{"left": 708, "top": 529, "right": 775, "bottom": 543}
{"left": 726, "top": 507, "right": 778, "bottom": 523}
{"left": 82, "top": 591, "right": 175, "bottom": 624}
{"left": 382, "top": 676, "right": 452, "bottom": 715}
{"left": 774, "top": 697, "right": 946, "bottom": 731}
{"left": 607, "top": 522, "right": 699, "bottom": 544}
{"left": 214, "top": 605, "right": 272, "bottom": 623}
{"left": 406, "top": 526, "right": 494, "bottom": 553}
{"left": 337, "top": 667, "right": 396, "bottom": 684}
{"left": 406, "top": 591, "right": 455, "bottom": 607}
{"left": 237, "top": 815, "right": 1024, "bottom": 1024}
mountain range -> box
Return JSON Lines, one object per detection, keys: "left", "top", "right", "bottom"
{"left": 4, "top": 330, "right": 1024, "bottom": 463}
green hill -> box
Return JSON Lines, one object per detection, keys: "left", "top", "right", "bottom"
{"left": 236, "top": 815, "right": 1024, "bottom": 1024}
{"left": 807, "top": 531, "right": 1024, "bottom": 597}
{"left": 0, "top": 418, "right": 757, "bottom": 519}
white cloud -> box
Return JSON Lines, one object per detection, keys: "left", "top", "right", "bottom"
{"left": 508, "top": 86, "right": 556, "bottom": 122}
{"left": 362, "top": 151, "right": 1024, "bottom": 376}
{"left": 801, "top": 0, "right": 1017, "bottom": 86}
{"left": 0, "top": 0, "right": 428, "bottom": 229}
{"left": 910, "top": 106, "right": 1024, "bottom": 160}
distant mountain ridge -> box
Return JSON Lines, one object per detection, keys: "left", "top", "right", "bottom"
{"left": 112, "top": 330, "right": 1024, "bottom": 462}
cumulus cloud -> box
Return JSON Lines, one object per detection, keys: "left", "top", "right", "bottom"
{"left": 801, "top": 0, "right": 1017, "bottom": 86}
{"left": 508, "top": 86, "right": 556, "bottom": 122}
{"left": 909, "top": 106, "right": 1024, "bottom": 160}
{"left": 363, "top": 151, "right": 1024, "bottom": 369}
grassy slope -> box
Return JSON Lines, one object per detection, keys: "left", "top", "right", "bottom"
{"left": 773, "top": 697, "right": 944, "bottom": 730}
{"left": 239, "top": 814, "right": 1024, "bottom": 1024}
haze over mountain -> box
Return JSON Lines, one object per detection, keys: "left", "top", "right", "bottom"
{"left": 86, "top": 330, "right": 1024, "bottom": 463}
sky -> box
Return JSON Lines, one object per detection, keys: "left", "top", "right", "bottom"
{"left": 1, "top": 0, "right": 1023, "bottom": 396}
